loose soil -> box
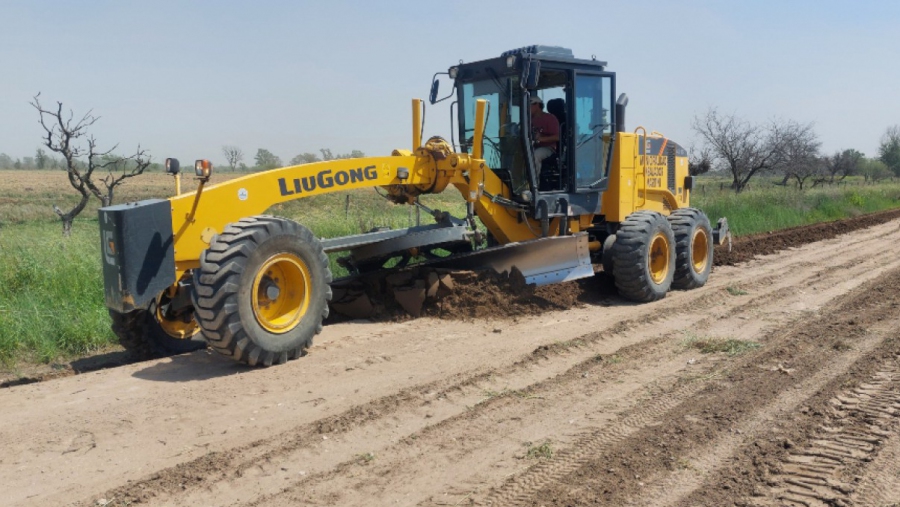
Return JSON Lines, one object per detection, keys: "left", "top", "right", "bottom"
{"left": 3, "top": 210, "right": 900, "bottom": 506}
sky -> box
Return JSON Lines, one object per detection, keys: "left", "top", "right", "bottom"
{"left": 1, "top": 0, "right": 898, "bottom": 167}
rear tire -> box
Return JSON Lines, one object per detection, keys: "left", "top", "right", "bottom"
{"left": 611, "top": 211, "right": 675, "bottom": 302}
{"left": 667, "top": 208, "right": 713, "bottom": 290}
{"left": 601, "top": 234, "right": 616, "bottom": 274}
{"left": 192, "top": 216, "right": 332, "bottom": 366}
{"left": 109, "top": 290, "right": 206, "bottom": 357}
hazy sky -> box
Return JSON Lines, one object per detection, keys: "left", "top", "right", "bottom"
{"left": 1, "top": 0, "right": 898, "bottom": 166}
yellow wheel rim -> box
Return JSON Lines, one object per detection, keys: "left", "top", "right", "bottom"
{"left": 252, "top": 253, "right": 311, "bottom": 334}
{"left": 691, "top": 228, "right": 710, "bottom": 274}
{"left": 648, "top": 232, "right": 670, "bottom": 284}
{"left": 155, "top": 294, "right": 201, "bottom": 339}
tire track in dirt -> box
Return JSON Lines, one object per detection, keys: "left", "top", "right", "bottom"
{"left": 488, "top": 267, "right": 900, "bottom": 506}
{"left": 588, "top": 319, "right": 900, "bottom": 507}
{"left": 122, "top": 224, "right": 900, "bottom": 506}
{"left": 239, "top": 336, "right": 718, "bottom": 507}
{"left": 756, "top": 356, "right": 900, "bottom": 506}
{"left": 850, "top": 431, "right": 900, "bottom": 506}
{"left": 296, "top": 230, "right": 900, "bottom": 503}
{"left": 71, "top": 219, "right": 900, "bottom": 507}
{"left": 276, "top": 239, "right": 900, "bottom": 504}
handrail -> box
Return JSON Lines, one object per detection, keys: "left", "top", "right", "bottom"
{"left": 633, "top": 125, "right": 647, "bottom": 208}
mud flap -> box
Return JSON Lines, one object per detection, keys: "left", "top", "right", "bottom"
{"left": 425, "top": 233, "right": 594, "bottom": 286}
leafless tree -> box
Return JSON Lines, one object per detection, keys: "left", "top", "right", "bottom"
{"left": 93, "top": 150, "right": 151, "bottom": 206}
{"left": 32, "top": 93, "right": 150, "bottom": 235}
{"left": 813, "top": 149, "right": 863, "bottom": 187}
{"left": 692, "top": 108, "right": 805, "bottom": 193}
{"left": 222, "top": 145, "right": 244, "bottom": 172}
{"left": 772, "top": 121, "right": 821, "bottom": 190}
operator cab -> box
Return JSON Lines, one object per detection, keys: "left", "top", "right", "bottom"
{"left": 443, "top": 45, "right": 616, "bottom": 218}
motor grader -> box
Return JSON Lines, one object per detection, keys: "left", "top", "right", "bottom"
{"left": 99, "top": 45, "right": 728, "bottom": 366}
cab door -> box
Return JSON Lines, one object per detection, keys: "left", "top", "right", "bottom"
{"left": 572, "top": 72, "right": 615, "bottom": 190}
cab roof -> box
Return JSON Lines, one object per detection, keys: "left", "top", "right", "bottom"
{"left": 500, "top": 45, "right": 607, "bottom": 69}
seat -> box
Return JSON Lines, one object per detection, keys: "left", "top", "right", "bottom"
{"left": 540, "top": 98, "right": 567, "bottom": 191}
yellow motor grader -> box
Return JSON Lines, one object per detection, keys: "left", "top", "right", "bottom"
{"left": 100, "top": 45, "right": 728, "bottom": 366}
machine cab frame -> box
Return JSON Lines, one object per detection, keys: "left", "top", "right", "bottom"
{"left": 453, "top": 46, "right": 616, "bottom": 218}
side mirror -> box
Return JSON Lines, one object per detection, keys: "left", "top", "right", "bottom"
{"left": 429, "top": 79, "right": 440, "bottom": 105}
{"left": 165, "top": 157, "right": 180, "bottom": 175}
{"left": 522, "top": 60, "right": 541, "bottom": 89}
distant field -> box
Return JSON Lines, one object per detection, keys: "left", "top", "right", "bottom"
{"left": 0, "top": 169, "right": 241, "bottom": 224}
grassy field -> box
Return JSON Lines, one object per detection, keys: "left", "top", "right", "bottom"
{"left": 691, "top": 178, "right": 900, "bottom": 235}
{"left": 1, "top": 169, "right": 899, "bottom": 367}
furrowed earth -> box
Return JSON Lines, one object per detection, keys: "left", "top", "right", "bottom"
{"left": 2, "top": 208, "right": 900, "bottom": 507}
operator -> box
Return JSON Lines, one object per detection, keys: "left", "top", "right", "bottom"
{"left": 529, "top": 95, "right": 560, "bottom": 175}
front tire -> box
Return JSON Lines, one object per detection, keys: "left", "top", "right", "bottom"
{"left": 667, "top": 208, "right": 713, "bottom": 290}
{"left": 192, "top": 216, "right": 332, "bottom": 366}
{"left": 611, "top": 211, "right": 675, "bottom": 302}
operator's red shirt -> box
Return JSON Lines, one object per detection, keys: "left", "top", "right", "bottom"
{"left": 531, "top": 112, "right": 560, "bottom": 150}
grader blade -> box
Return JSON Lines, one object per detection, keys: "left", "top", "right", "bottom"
{"left": 426, "top": 233, "right": 594, "bottom": 286}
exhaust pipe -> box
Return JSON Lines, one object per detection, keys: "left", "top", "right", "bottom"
{"left": 615, "top": 93, "right": 629, "bottom": 133}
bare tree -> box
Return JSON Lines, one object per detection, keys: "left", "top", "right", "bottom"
{"left": 222, "top": 145, "right": 244, "bottom": 172}
{"left": 814, "top": 149, "right": 863, "bottom": 186}
{"left": 773, "top": 121, "right": 821, "bottom": 190}
{"left": 692, "top": 108, "right": 802, "bottom": 193}
{"left": 93, "top": 150, "right": 151, "bottom": 206}
{"left": 32, "top": 93, "right": 151, "bottom": 235}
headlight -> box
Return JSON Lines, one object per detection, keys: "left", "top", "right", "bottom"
{"left": 448, "top": 66, "right": 458, "bottom": 79}
{"left": 165, "top": 157, "right": 180, "bottom": 175}
{"left": 506, "top": 55, "right": 516, "bottom": 68}
{"left": 194, "top": 159, "right": 213, "bottom": 179}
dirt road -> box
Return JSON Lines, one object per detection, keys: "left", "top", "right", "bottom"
{"left": 3, "top": 213, "right": 900, "bottom": 507}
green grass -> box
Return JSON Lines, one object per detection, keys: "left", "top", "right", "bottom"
{"left": 681, "top": 333, "right": 761, "bottom": 356}
{"left": 525, "top": 441, "right": 554, "bottom": 460}
{"left": 692, "top": 177, "right": 900, "bottom": 236}
{"left": 0, "top": 221, "right": 117, "bottom": 366}
{"left": 726, "top": 285, "right": 749, "bottom": 296}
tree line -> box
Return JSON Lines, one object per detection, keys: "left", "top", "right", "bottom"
{"left": 0, "top": 146, "right": 366, "bottom": 173}
{"left": 691, "top": 108, "right": 900, "bottom": 192}
{"left": 219, "top": 146, "right": 366, "bottom": 172}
